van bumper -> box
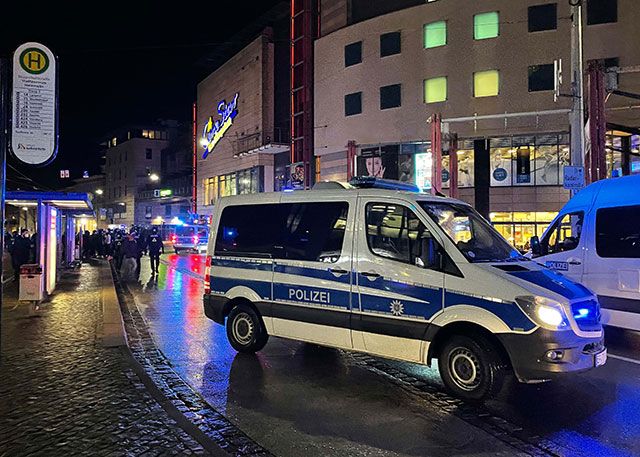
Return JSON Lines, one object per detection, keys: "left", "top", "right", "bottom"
{"left": 203, "top": 294, "right": 229, "bottom": 325}
{"left": 497, "top": 329, "right": 606, "bottom": 383}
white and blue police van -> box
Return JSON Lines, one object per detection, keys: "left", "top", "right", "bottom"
{"left": 203, "top": 178, "right": 606, "bottom": 400}
{"left": 531, "top": 174, "right": 640, "bottom": 332}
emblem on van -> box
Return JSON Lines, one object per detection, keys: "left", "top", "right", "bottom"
{"left": 390, "top": 300, "right": 404, "bottom": 316}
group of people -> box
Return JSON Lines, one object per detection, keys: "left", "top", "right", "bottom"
{"left": 80, "top": 226, "right": 165, "bottom": 280}
{"left": 6, "top": 229, "right": 37, "bottom": 281}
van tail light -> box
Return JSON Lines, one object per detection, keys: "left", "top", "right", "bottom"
{"left": 204, "top": 255, "right": 212, "bottom": 294}
{"left": 171, "top": 234, "right": 177, "bottom": 243}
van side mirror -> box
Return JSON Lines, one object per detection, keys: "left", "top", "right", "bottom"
{"left": 530, "top": 236, "right": 541, "bottom": 256}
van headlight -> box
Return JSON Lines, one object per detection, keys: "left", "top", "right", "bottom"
{"left": 515, "top": 296, "right": 570, "bottom": 331}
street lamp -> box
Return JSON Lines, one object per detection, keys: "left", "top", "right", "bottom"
{"left": 149, "top": 173, "right": 160, "bottom": 182}
{"left": 95, "top": 189, "right": 104, "bottom": 195}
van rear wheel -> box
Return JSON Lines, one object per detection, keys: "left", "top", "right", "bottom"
{"left": 438, "top": 334, "right": 508, "bottom": 401}
{"left": 226, "top": 304, "right": 268, "bottom": 353}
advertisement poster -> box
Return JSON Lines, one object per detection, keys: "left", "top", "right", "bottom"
{"left": 516, "top": 147, "right": 531, "bottom": 184}
{"left": 414, "top": 153, "right": 433, "bottom": 192}
{"left": 357, "top": 146, "right": 398, "bottom": 180}
{"left": 290, "top": 162, "right": 305, "bottom": 189}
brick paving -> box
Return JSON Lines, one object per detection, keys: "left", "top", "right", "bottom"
{"left": 0, "top": 261, "right": 209, "bottom": 456}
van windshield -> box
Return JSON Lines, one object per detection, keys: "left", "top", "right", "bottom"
{"left": 419, "top": 202, "right": 525, "bottom": 263}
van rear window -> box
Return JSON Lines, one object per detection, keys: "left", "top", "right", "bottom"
{"left": 596, "top": 205, "right": 640, "bottom": 258}
{"left": 215, "top": 202, "right": 349, "bottom": 262}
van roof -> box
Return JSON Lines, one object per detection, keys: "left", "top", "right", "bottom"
{"left": 562, "top": 174, "right": 640, "bottom": 212}
{"left": 217, "top": 188, "right": 467, "bottom": 206}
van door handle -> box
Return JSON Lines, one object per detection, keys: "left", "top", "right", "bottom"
{"left": 567, "top": 258, "right": 582, "bottom": 265}
{"left": 329, "top": 268, "right": 349, "bottom": 276}
{"left": 361, "top": 271, "right": 381, "bottom": 279}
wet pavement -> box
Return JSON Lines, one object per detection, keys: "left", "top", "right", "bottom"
{"left": 125, "top": 253, "right": 640, "bottom": 457}
{"left": 0, "top": 260, "right": 208, "bottom": 456}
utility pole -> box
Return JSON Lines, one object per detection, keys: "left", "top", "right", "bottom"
{"left": 569, "top": 0, "right": 585, "bottom": 193}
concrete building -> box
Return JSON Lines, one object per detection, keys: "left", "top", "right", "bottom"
{"left": 314, "top": 0, "right": 640, "bottom": 249}
{"left": 196, "top": 10, "right": 291, "bottom": 216}
{"left": 102, "top": 126, "right": 169, "bottom": 226}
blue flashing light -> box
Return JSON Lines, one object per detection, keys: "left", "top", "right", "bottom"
{"left": 282, "top": 188, "right": 295, "bottom": 193}
{"left": 349, "top": 176, "right": 421, "bottom": 193}
{"left": 575, "top": 308, "right": 589, "bottom": 318}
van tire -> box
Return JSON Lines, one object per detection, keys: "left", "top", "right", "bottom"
{"left": 438, "top": 334, "right": 507, "bottom": 401}
{"left": 226, "top": 304, "right": 269, "bottom": 353}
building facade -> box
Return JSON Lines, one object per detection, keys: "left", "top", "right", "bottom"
{"left": 314, "top": 0, "right": 640, "bottom": 249}
{"left": 196, "top": 22, "right": 291, "bottom": 216}
{"left": 102, "top": 127, "right": 169, "bottom": 226}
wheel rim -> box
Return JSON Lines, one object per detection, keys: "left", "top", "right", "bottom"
{"left": 449, "top": 347, "right": 482, "bottom": 392}
{"left": 232, "top": 313, "right": 254, "bottom": 345}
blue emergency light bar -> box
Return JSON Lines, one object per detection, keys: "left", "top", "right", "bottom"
{"left": 349, "top": 176, "right": 421, "bottom": 192}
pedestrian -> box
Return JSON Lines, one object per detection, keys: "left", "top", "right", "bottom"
{"left": 113, "top": 232, "right": 124, "bottom": 271}
{"left": 11, "top": 229, "right": 32, "bottom": 281}
{"left": 82, "top": 230, "right": 91, "bottom": 259}
{"left": 135, "top": 229, "right": 147, "bottom": 275}
{"left": 146, "top": 227, "right": 164, "bottom": 275}
{"left": 121, "top": 233, "right": 138, "bottom": 280}
{"left": 104, "top": 230, "right": 112, "bottom": 257}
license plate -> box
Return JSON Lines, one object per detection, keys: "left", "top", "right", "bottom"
{"left": 595, "top": 349, "right": 607, "bottom": 367}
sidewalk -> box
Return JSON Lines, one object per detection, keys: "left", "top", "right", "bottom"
{"left": 0, "top": 261, "right": 208, "bottom": 456}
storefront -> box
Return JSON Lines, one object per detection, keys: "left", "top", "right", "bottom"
{"left": 490, "top": 211, "right": 557, "bottom": 251}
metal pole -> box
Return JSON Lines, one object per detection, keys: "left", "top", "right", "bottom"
{"left": 570, "top": 0, "right": 585, "bottom": 194}
{"left": 0, "top": 59, "right": 8, "bottom": 361}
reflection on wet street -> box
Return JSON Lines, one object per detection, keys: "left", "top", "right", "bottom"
{"left": 124, "top": 253, "right": 640, "bottom": 457}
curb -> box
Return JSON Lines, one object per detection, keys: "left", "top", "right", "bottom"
{"left": 99, "top": 260, "right": 127, "bottom": 347}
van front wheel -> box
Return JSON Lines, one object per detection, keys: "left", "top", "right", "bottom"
{"left": 226, "top": 304, "right": 268, "bottom": 353}
{"left": 438, "top": 334, "right": 508, "bottom": 401}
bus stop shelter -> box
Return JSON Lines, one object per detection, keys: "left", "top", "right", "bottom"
{"left": 5, "top": 191, "right": 93, "bottom": 296}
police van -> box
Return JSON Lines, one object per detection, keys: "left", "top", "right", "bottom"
{"left": 531, "top": 174, "right": 640, "bottom": 332}
{"left": 203, "top": 178, "right": 606, "bottom": 400}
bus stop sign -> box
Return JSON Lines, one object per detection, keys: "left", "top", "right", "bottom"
{"left": 11, "top": 42, "right": 58, "bottom": 166}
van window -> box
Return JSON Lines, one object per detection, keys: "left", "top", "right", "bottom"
{"left": 366, "top": 203, "right": 441, "bottom": 269}
{"left": 541, "top": 212, "right": 584, "bottom": 255}
{"left": 420, "top": 202, "right": 522, "bottom": 262}
{"left": 596, "top": 205, "right": 640, "bottom": 258}
{"left": 215, "top": 202, "right": 349, "bottom": 262}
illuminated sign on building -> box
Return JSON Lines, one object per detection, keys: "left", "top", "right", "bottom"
{"left": 202, "top": 93, "right": 239, "bottom": 159}
{"left": 159, "top": 189, "right": 172, "bottom": 197}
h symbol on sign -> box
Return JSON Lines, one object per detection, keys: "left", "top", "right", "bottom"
{"left": 27, "top": 52, "right": 42, "bottom": 69}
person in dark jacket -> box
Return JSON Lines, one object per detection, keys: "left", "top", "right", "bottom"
{"left": 12, "top": 229, "right": 32, "bottom": 281}
{"left": 113, "top": 232, "right": 124, "bottom": 270}
{"left": 146, "top": 227, "right": 164, "bottom": 274}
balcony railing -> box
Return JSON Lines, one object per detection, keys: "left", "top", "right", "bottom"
{"left": 233, "top": 129, "right": 290, "bottom": 157}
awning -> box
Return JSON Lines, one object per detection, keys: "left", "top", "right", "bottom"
{"left": 6, "top": 191, "right": 94, "bottom": 214}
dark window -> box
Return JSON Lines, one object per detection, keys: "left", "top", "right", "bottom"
{"left": 366, "top": 202, "right": 441, "bottom": 269}
{"left": 345, "top": 92, "right": 362, "bottom": 116}
{"left": 528, "top": 3, "right": 557, "bottom": 32}
{"left": 380, "top": 31, "right": 401, "bottom": 57}
{"left": 216, "top": 202, "right": 349, "bottom": 263}
{"left": 528, "top": 64, "right": 555, "bottom": 92}
{"left": 380, "top": 84, "right": 401, "bottom": 110}
{"left": 540, "top": 212, "right": 584, "bottom": 255}
{"left": 596, "top": 206, "right": 640, "bottom": 258}
{"left": 587, "top": 0, "right": 617, "bottom": 25}
{"left": 344, "top": 41, "right": 362, "bottom": 67}
{"left": 146, "top": 148, "right": 152, "bottom": 160}
{"left": 165, "top": 205, "right": 172, "bottom": 216}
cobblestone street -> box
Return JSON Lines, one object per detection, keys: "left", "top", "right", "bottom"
{"left": 0, "top": 262, "right": 208, "bottom": 456}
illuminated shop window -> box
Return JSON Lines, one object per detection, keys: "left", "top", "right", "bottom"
{"left": 442, "top": 149, "right": 475, "bottom": 188}
{"left": 424, "top": 21, "right": 447, "bottom": 48}
{"left": 491, "top": 212, "right": 557, "bottom": 251}
{"left": 424, "top": 77, "right": 447, "bottom": 103}
{"left": 474, "top": 70, "right": 499, "bottom": 97}
{"left": 474, "top": 12, "right": 499, "bottom": 40}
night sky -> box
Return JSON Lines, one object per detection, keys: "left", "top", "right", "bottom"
{"left": 0, "top": 0, "right": 281, "bottom": 190}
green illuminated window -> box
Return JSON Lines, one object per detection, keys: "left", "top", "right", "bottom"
{"left": 474, "top": 70, "right": 499, "bottom": 97}
{"left": 474, "top": 12, "right": 499, "bottom": 40}
{"left": 424, "top": 21, "right": 447, "bottom": 48}
{"left": 424, "top": 77, "right": 447, "bottom": 103}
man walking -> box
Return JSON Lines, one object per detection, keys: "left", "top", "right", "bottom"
{"left": 121, "top": 233, "right": 138, "bottom": 281}
{"left": 146, "top": 227, "right": 164, "bottom": 275}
